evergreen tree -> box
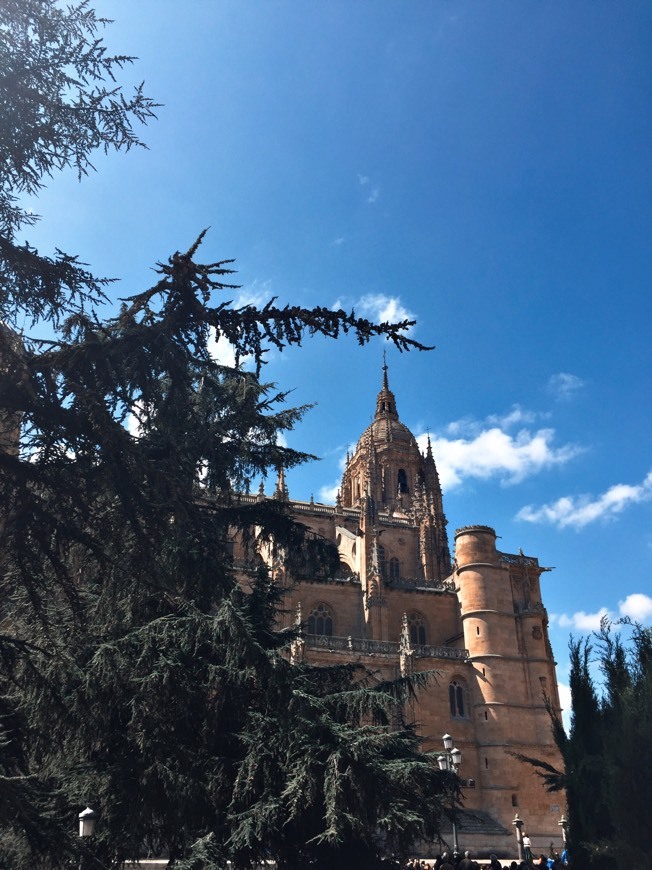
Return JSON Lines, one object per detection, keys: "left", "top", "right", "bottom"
{"left": 0, "top": 4, "right": 450, "bottom": 867}
{"left": 0, "top": 0, "right": 158, "bottom": 329}
{"left": 513, "top": 620, "right": 652, "bottom": 870}
{"left": 1, "top": 237, "right": 445, "bottom": 869}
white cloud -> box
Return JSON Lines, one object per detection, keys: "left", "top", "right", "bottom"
{"left": 319, "top": 481, "right": 340, "bottom": 503}
{"left": 549, "top": 592, "right": 652, "bottom": 635}
{"left": 618, "top": 593, "right": 652, "bottom": 622}
{"left": 126, "top": 399, "right": 149, "bottom": 439}
{"left": 517, "top": 470, "right": 652, "bottom": 529}
{"left": 547, "top": 372, "right": 584, "bottom": 401}
{"left": 356, "top": 294, "right": 416, "bottom": 328}
{"left": 332, "top": 236, "right": 345, "bottom": 246}
{"left": 357, "top": 174, "right": 369, "bottom": 186}
{"left": 558, "top": 681, "right": 572, "bottom": 731}
{"left": 207, "top": 281, "right": 273, "bottom": 368}
{"left": 211, "top": 333, "right": 237, "bottom": 368}
{"left": 485, "top": 405, "right": 540, "bottom": 429}
{"left": 555, "top": 608, "right": 610, "bottom": 631}
{"left": 367, "top": 187, "right": 380, "bottom": 204}
{"left": 445, "top": 406, "right": 542, "bottom": 437}
{"left": 417, "top": 425, "right": 580, "bottom": 490}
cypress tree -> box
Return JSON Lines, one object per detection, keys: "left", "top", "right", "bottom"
{"left": 512, "top": 620, "right": 652, "bottom": 870}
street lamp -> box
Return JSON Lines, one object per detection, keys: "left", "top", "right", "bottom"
{"left": 438, "top": 733, "right": 462, "bottom": 854}
{"left": 512, "top": 813, "right": 524, "bottom": 861}
{"left": 558, "top": 814, "right": 569, "bottom": 846}
{"left": 78, "top": 807, "right": 97, "bottom": 870}
{"left": 78, "top": 807, "right": 97, "bottom": 839}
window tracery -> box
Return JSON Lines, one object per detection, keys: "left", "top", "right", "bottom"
{"left": 449, "top": 677, "right": 469, "bottom": 719}
{"left": 407, "top": 612, "right": 427, "bottom": 645}
{"left": 307, "top": 602, "right": 333, "bottom": 637}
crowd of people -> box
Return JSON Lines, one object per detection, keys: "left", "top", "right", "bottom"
{"left": 400, "top": 846, "right": 569, "bottom": 870}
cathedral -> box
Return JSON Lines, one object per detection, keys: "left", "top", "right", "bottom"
{"left": 247, "top": 365, "right": 565, "bottom": 856}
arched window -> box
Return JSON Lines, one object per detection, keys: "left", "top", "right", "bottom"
{"left": 397, "top": 468, "right": 409, "bottom": 493}
{"left": 389, "top": 557, "right": 400, "bottom": 582}
{"left": 449, "top": 678, "right": 468, "bottom": 718}
{"left": 308, "top": 602, "right": 333, "bottom": 637}
{"left": 407, "top": 612, "right": 427, "bottom": 646}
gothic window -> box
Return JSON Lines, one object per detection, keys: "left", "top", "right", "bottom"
{"left": 407, "top": 612, "right": 427, "bottom": 646}
{"left": 307, "top": 602, "right": 333, "bottom": 637}
{"left": 389, "top": 557, "right": 400, "bottom": 582}
{"left": 397, "top": 468, "right": 409, "bottom": 493}
{"left": 449, "top": 678, "right": 468, "bottom": 719}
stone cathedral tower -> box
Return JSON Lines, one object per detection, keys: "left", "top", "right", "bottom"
{"left": 236, "top": 366, "right": 565, "bottom": 856}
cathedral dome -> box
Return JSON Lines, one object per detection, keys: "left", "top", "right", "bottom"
{"left": 359, "top": 414, "right": 418, "bottom": 449}
{"left": 338, "top": 362, "right": 452, "bottom": 582}
{"left": 356, "top": 363, "right": 419, "bottom": 451}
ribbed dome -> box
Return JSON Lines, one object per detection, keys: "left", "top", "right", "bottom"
{"left": 359, "top": 415, "right": 418, "bottom": 448}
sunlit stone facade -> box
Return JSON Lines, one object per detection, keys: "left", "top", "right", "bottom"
{"left": 249, "top": 367, "right": 566, "bottom": 856}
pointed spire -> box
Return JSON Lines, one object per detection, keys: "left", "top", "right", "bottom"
{"left": 374, "top": 356, "right": 399, "bottom": 421}
{"left": 426, "top": 433, "right": 433, "bottom": 460}
{"left": 274, "top": 466, "right": 288, "bottom": 501}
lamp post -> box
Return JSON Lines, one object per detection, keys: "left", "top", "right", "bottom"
{"left": 438, "top": 733, "right": 462, "bottom": 855}
{"left": 558, "top": 814, "right": 569, "bottom": 846}
{"left": 78, "top": 807, "right": 97, "bottom": 870}
{"left": 512, "top": 813, "right": 524, "bottom": 861}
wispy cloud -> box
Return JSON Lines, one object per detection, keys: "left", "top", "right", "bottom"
{"left": 357, "top": 173, "right": 380, "bottom": 203}
{"left": 517, "top": 470, "right": 652, "bottom": 529}
{"left": 319, "top": 481, "right": 340, "bottom": 503}
{"left": 318, "top": 443, "right": 356, "bottom": 503}
{"left": 445, "top": 405, "right": 543, "bottom": 438}
{"left": 331, "top": 236, "right": 345, "bottom": 246}
{"left": 416, "top": 411, "right": 580, "bottom": 489}
{"left": 547, "top": 372, "right": 584, "bottom": 401}
{"left": 485, "top": 405, "right": 541, "bottom": 429}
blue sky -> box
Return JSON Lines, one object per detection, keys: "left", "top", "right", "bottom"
{"left": 23, "top": 1, "right": 652, "bottom": 718}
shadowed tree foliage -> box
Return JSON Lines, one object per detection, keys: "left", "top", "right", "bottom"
{"left": 0, "top": 6, "right": 451, "bottom": 867}
{"left": 0, "top": 0, "right": 158, "bottom": 327}
{"left": 0, "top": 237, "right": 446, "bottom": 869}
{"left": 513, "top": 620, "right": 652, "bottom": 870}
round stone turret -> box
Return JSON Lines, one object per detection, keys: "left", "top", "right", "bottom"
{"left": 455, "top": 525, "right": 498, "bottom": 567}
